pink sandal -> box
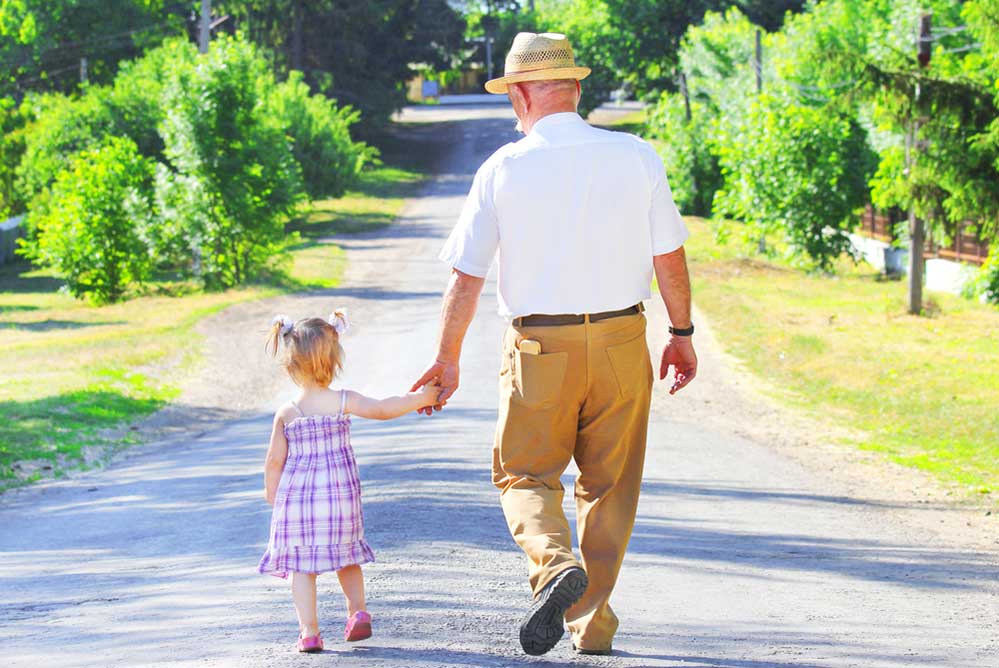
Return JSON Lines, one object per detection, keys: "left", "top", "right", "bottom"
{"left": 344, "top": 611, "right": 372, "bottom": 642}
{"left": 297, "top": 632, "right": 324, "bottom": 653}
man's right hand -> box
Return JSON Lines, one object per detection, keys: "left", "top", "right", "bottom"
{"left": 659, "top": 335, "right": 697, "bottom": 395}
{"left": 410, "top": 358, "right": 460, "bottom": 415}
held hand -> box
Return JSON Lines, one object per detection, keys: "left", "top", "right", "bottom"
{"left": 410, "top": 358, "right": 460, "bottom": 415}
{"left": 659, "top": 335, "right": 697, "bottom": 395}
{"left": 417, "top": 380, "right": 443, "bottom": 408}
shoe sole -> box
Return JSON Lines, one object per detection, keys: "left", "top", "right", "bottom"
{"left": 345, "top": 621, "right": 371, "bottom": 642}
{"left": 298, "top": 645, "right": 323, "bottom": 653}
{"left": 519, "top": 567, "right": 589, "bottom": 656}
{"left": 574, "top": 644, "right": 613, "bottom": 656}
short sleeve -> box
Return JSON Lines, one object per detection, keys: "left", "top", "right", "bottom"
{"left": 439, "top": 161, "right": 500, "bottom": 277}
{"left": 647, "top": 151, "right": 689, "bottom": 255}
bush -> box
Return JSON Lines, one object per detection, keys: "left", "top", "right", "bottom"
{"left": 0, "top": 96, "right": 26, "bottom": 218}
{"left": 19, "top": 137, "right": 154, "bottom": 304}
{"left": 967, "top": 247, "right": 999, "bottom": 305}
{"left": 155, "top": 35, "right": 303, "bottom": 288}
{"left": 269, "top": 71, "right": 369, "bottom": 200}
{"left": 646, "top": 92, "right": 721, "bottom": 216}
{"left": 713, "top": 94, "right": 874, "bottom": 270}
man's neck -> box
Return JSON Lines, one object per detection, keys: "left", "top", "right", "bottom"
{"left": 521, "top": 105, "right": 578, "bottom": 134}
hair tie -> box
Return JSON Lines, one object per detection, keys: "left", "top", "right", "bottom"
{"left": 271, "top": 314, "right": 294, "bottom": 336}
{"left": 328, "top": 308, "right": 350, "bottom": 335}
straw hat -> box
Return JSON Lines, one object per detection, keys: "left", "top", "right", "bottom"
{"left": 484, "top": 32, "right": 591, "bottom": 94}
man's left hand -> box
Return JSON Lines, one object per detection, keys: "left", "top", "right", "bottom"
{"left": 410, "top": 358, "right": 459, "bottom": 415}
{"left": 660, "top": 335, "right": 697, "bottom": 395}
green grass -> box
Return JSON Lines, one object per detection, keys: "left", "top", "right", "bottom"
{"left": 0, "top": 163, "right": 425, "bottom": 489}
{"left": 684, "top": 218, "right": 999, "bottom": 498}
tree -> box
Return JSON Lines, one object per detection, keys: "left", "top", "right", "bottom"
{"left": 0, "top": 0, "right": 184, "bottom": 99}
{"left": 268, "top": 71, "right": 371, "bottom": 201}
{"left": 155, "top": 35, "right": 304, "bottom": 288}
{"left": 713, "top": 93, "right": 874, "bottom": 269}
{"left": 218, "top": 0, "right": 466, "bottom": 129}
{"left": 19, "top": 136, "right": 154, "bottom": 303}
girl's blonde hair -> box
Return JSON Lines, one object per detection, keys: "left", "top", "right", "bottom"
{"left": 266, "top": 312, "right": 347, "bottom": 387}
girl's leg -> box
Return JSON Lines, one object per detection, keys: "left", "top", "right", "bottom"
{"left": 336, "top": 564, "right": 366, "bottom": 616}
{"left": 291, "top": 572, "right": 320, "bottom": 637}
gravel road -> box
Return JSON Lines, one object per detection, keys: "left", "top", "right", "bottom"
{"left": 1, "top": 103, "right": 996, "bottom": 668}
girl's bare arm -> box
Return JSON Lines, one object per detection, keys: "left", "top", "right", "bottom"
{"left": 344, "top": 386, "right": 440, "bottom": 421}
{"left": 263, "top": 413, "right": 289, "bottom": 504}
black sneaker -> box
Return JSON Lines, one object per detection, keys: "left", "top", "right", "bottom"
{"left": 519, "top": 566, "right": 588, "bottom": 656}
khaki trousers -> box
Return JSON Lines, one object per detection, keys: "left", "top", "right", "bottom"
{"left": 492, "top": 312, "right": 653, "bottom": 650}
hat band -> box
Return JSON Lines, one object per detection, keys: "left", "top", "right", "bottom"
{"left": 502, "top": 63, "right": 579, "bottom": 77}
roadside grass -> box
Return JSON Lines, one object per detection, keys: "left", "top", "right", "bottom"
{"left": 684, "top": 218, "right": 999, "bottom": 498}
{"left": 0, "top": 163, "right": 424, "bottom": 489}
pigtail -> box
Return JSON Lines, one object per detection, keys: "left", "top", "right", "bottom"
{"left": 267, "top": 314, "right": 295, "bottom": 356}
{"left": 328, "top": 308, "right": 350, "bottom": 336}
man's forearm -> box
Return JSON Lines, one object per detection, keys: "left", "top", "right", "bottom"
{"left": 437, "top": 269, "right": 486, "bottom": 362}
{"left": 653, "top": 247, "right": 692, "bottom": 329}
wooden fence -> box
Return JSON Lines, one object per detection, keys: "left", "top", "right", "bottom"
{"left": 859, "top": 204, "right": 989, "bottom": 266}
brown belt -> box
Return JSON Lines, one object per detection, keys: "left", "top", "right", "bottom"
{"left": 512, "top": 303, "right": 644, "bottom": 328}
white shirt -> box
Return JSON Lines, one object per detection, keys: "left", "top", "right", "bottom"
{"left": 439, "top": 112, "right": 688, "bottom": 319}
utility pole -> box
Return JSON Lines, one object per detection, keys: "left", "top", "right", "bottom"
{"left": 754, "top": 28, "right": 765, "bottom": 253}
{"left": 79, "top": 56, "right": 88, "bottom": 83}
{"left": 291, "top": 0, "right": 304, "bottom": 70}
{"left": 481, "top": 13, "right": 498, "bottom": 81}
{"left": 679, "top": 71, "right": 692, "bottom": 122}
{"left": 198, "top": 0, "right": 211, "bottom": 54}
{"left": 907, "top": 12, "right": 932, "bottom": 315}
{"left": 755, "top": 28, "right": 762, "bottom": 94}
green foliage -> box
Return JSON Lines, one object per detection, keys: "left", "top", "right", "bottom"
{"left": 156, "top": 35, "right": 304, "bottom": 289}
{"left": 714, "top": 94, "right": 874, "bottom": 269}
{"left": 269, "top": 71, "right": 370, "bottom": 200}
{"left": 219, "top": 0, "right": 466, "bottom": 129}
{"left": 646, "top": 93, "right": 720, "bottom": 216}
{"left": 533, "top": 1, "right": 619, "bottom": 116}
{"left": 0, "top": 96, "right": 27, "bottom": 218}
{"left": 19, "top": 137, "right": 153, "bottom": 304}
{"left": 16, "top": 89, "right": 114, "bottom": 209}
{"left": 0, "top": 0, "right": 183, "bottom": 98}
{"left": 531, "top": 1, "right": 804, "bottom": 107}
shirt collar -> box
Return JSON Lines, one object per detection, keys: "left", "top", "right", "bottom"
{"left": 530, "top": 112, "right": 586, "bottom": 136}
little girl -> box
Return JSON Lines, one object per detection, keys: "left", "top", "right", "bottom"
{"left": 258, "top": 309, "right": 440, "bottom": 653}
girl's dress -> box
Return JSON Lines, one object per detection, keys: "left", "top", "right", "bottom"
{"left": 258, "top": 391, "right": 374, "bottom": 578}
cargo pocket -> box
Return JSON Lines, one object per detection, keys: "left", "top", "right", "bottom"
{"left": 511, "top": 349, "right": 568, "bottom": 409}
{"left": 606, "top": 333, "right": 652, "bottom": 399}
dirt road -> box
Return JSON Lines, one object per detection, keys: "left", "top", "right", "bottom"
{"left": 1, "top": 104, "right": 996, "bottom": 668}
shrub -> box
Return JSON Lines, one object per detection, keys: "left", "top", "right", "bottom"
{"left": 0, "top": 96, "right": 26, "bottom": 218}
{"left": 713, "top": 94, "right": 874, "bottom": 270}
{"left": 155, "top": 35, "right": 303, "bottom": 288}
{"left": 19, "top": 137, "right": 154, "bottom": 304}
{"left": 269, "top": 71, "right": 369, "bottom": 200}
{"left": 646, "top": 92, "right": 721, "bottom": 216}
{"left": 968, "top": 247, "right": 999, "bottom": 305}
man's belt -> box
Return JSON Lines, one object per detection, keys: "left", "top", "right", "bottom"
{"left": 512, "top": 303, "right": 644, "bottom": 328}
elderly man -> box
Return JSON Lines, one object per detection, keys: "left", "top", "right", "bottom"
{"left": 411, "top": 32, "right": 697, "bottom": 656}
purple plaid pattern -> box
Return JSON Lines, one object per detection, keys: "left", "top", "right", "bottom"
{"left": 258, "top": 414, "right": 374, "bottom": 579}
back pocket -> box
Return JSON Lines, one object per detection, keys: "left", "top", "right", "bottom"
{"left": 606, "top": 333, "right": 652, "bottom": 399}
{"left": 512, "top": 350, "right": 569, "bottom": 409}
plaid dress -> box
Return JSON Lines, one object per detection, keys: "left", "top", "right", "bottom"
{"left": 258, "top": 393, "right": 374, "bottom": 578}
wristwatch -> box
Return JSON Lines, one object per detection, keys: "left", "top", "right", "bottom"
{"left": 669, "top": 324, "right": 695, "bottom": 337}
